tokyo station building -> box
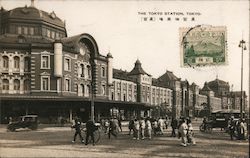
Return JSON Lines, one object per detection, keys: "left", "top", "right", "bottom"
{"left": 0, "top": 2, "right": 247, "bottom": 123}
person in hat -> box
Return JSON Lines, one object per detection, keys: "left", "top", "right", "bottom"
{"left": 71, "top": 116, "right": 84, "bottom": 143}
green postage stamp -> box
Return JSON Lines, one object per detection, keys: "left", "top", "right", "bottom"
{"left": 180, "top": 25, "right": 227, "bottom": 67}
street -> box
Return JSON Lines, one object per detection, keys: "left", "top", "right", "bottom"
{"left": 0, "top": 122, "right": 249, "bottom": 158}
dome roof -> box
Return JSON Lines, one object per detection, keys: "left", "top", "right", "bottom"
{"left": 8, "top": 6, "right": 65, "bottom": 28}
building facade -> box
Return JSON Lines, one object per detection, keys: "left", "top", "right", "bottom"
{"left": 0, "top": 2, "right": 248, "bottom": 123}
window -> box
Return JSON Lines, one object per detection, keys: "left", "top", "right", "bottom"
{"left": 80, "top": 64, "right": 84, "bottom": 77}
{"left": 111, "top": 92, "right": 114, "bottom": 100}
{"left": 14, "top": 79, "right": 20, "bottom": 91}
{"left": 29, "top": 27, "right": 34, "bottom": 35}
{"left": 51, "top": 31, "right": 55, "bottom": 39}
{"left": 14, "top": 56, "right": 20, "bottom": 69}
{"left": 87, "top": 65, "right": 91, "bottom": 78}
{"left": 3, "top": 79, "right": 9, "bottom": 90}
{"left": 23, "top": 27, "right": 28, "bottom": 35}
{"left": 101, "top": 66, "right": 105, "bottom": 77}
{"left": 24, "top": 57, "right": 30, "bottom": 72}
{"left": 3, "top": 56, "right": 9, "bottom": 70}
{"left": 47, "top": 29, "right": 50, "bottom": 37}
{"left": 117, "top": 92, "right": 120, "bottom": 100}
{"left": 65, "top": 79, "right": 70, "bottom": 91}
{"left": 80, "top": 84, "right": 84, "bottom": 96}
{"left": 41, "top": 77, "right": 49, "bottom": 91}
{"left": 64, "top": 58, "right": 71, "bottom": 71}
{"left": 17, "top": 26, "right": 22, "bottom": 34}
{"left": 24, "top": 79, "right": 30, "bottom": 92}
{"left": 123, "top": 94, "right": 126, "bottom": 101}
{"left": 87, "top": 85, "right": 90, "bottom": 95}
{"left": 41, "top": 55, "right": 49, "bottom": 69}
{"left": 101, "top": 85, "right": 106, "bottom": 95}
{"left": 56, "top": 32, "right": 59, "bottom": 39}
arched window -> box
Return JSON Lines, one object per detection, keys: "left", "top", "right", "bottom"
{"left": 3, "top": 56, "right": 9, "bottom": 70}
{"left": 87, "top": 65, "right": 91, "bottom": 78}
{"left": 3, "top": 79, "right": 9, "bottom": 90}
{"left": 81, "top": 84, "right": 85, "bottom": 96}
{"left": 14, "top": 79, "right": 20, "bottom": 91}
{"left": 65, "top": 79, "right": 70, "bottom": 91}
{"left": 101, "top": 66, "right": 105, "bottom": 77}
{"left": 101, "top": 85, "right": 106, "bottom": 95}
{"left": 24, "top": 79, "right": 30, "bottom": 92}
{"left": 87, "top": 85, "right": 90, "bottom": 95}
{"left": 24, "top": 57, "right": 30, "bottom": 72}
{"left": 14, "top": 56, "right": 20, "bottom": 70}
{"left": 80, "top": 64, "right": 84, "bottom": 77}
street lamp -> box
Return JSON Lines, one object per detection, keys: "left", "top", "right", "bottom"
{"left": 238, "top": 39, "right": 247, "bottom": 119}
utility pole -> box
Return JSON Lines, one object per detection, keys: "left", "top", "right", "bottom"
{"left": 238, "top": 39, "right": 247, "bottom": 119}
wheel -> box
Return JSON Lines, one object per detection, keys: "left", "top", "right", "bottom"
{"left": 86, "top": 128, "right": 101, "bottom": 144}
{"left": 199, "top": 124, "right": 205, "bottom": 132}
{"left": 93, "top": 128, "right": 101, "bottom": 143}
{"left": 206, "top": 124, "right": 213, "bottom": 133}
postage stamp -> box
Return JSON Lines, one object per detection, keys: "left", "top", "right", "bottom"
{"left": 180, "top": 25, "right": 227, "bottom": 67}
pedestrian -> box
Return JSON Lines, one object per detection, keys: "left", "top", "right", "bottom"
{"left": 178, "top": 118, "right": 188, "bottom": 147}
{"left": 238, "top": 119, "right": 246, "bottom": 140}
{"left": 153, "top": 119, "right": 158, "bottom": 135}
{"left": 118, "top": 119, "right": 122, "bottom": 132}
{"left": 71, "top": 116, "right": 84, "bottom": 143}
{"left": 85, "top": 119, "right": 97, "bottom": 146}
{"left": 104, "top": 119, "right": 109, "bottom": 134}
{"left": 128, "top": 118, "right": 134, "bottom": 135}
{"left": 145, "top": 117, "right": 152, "bottom": 139}
{"left": 139, "top": 118, "right": 146, "bottom": 139}
{"left": 228, "top": 117, "right": 236, "bottom": 140}
{"left": 186, "top": 118, "right": 196, "bottom": 145}
{"left": 108, "top": 118, "right": 118, "bottom": 139}
{"left": 133, "top": 118, "right": 140, "bottom": 140}
{"left": 171, "top": 118, "right": 178, "bottom": 137}
{"left": 158, "top": 117, "right": 164, "bottom": 135}
{"left": 165, "top": 116, "right": 169, "bottom": 130}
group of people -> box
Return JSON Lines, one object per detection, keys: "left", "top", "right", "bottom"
{"left": 228, "top": 117, "right": 247, "bottom": 140}
{"left": 128, "top": 117, "right": 153, "bottom": 140}
{"left": 71, "top": 116, "right": 98, "bottom": 146}
{"left": 127, "top": 116, "right": 196, "bottom": 147}
{"left": 178, "top": 117, "right": 196, "bottom": 147}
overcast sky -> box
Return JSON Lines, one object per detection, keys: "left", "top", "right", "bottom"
{"left": 1, "top": 0, "right": 249, "bottom": 95}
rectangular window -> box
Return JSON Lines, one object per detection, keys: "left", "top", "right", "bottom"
{"left": 51, "top": 31, "right": 55, "bottom": 39}
{"left": 23, "top": 27, "right": 28, "bottom": 35}
{"left": 17, "top": 26, "right": 22, "bottom": 34}
{"left": 29, "top": 27, "right": 34, "bottom": 35}
{"left": 47, "top": 29, "right": 50, "bottom": 37}
{"left": 64, "top": 58, "right": 71, "bottom": 71}
{"left": 41, "top": 55, "right": 49, "bottom": 68}
{"left": 56, "top": 32, "right": 59, "bottom": 39}
{"left": 41, "top": 77, "right": 49, "bottom": 91}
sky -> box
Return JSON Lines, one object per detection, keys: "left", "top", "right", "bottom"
{"left": 1, "top": 0, "right": 249, "bottom": 95}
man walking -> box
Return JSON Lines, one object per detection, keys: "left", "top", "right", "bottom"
{"left": 71, "top": 116, "right": 84, "bottom": 143}
{"left": 178, "top": 118, "right": 188, "bottom": 147}
{"left": 85, "top": 119, "right": 97, "bottom": 146}
{"left": 171, "top": 118, "right": 178, "bottom": 137}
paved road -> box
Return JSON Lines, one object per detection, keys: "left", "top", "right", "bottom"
{"left": 0, "top": 124, "right": 248, "bottom": 158}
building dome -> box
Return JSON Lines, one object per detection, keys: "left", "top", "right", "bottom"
{"left": 0, "top": 3, "right": 67, "bottom": 42}
{"left": 8, "top": 6, "right": 65, "bottom": 28}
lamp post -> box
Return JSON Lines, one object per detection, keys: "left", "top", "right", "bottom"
{"left": 238, "top": 39, "right": 247, "bottom": 119}
{"left": 90, "top": 59, "right": 95, "bottom": 122}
